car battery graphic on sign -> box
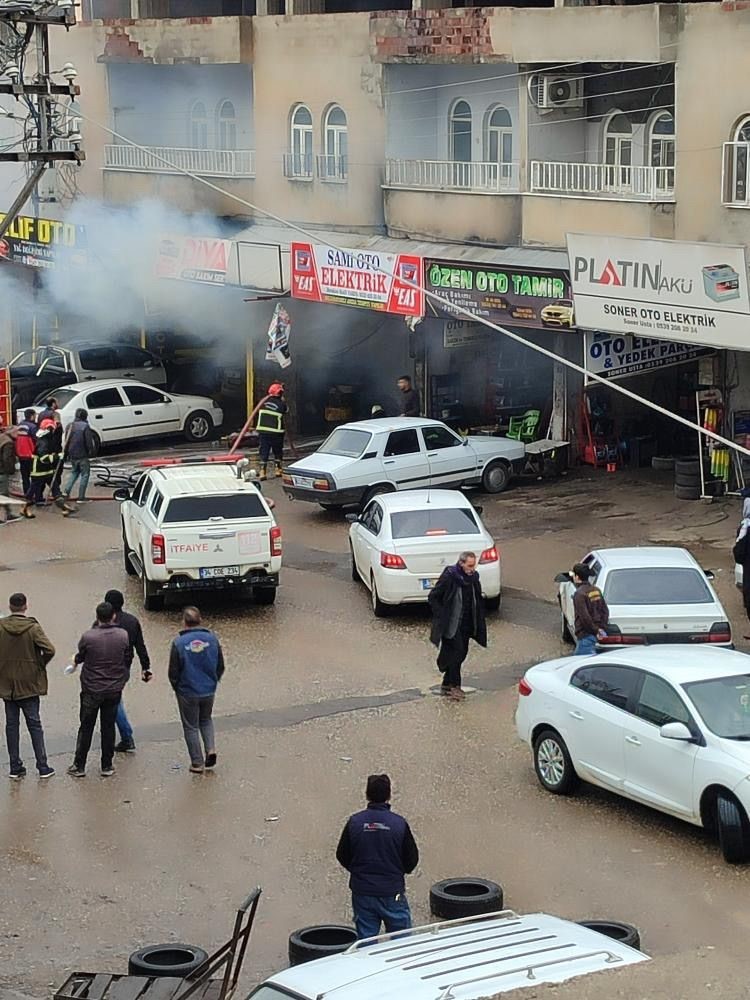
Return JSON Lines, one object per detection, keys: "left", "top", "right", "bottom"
{"left": 702, "top": 264, "right": 740, "bottom": 302}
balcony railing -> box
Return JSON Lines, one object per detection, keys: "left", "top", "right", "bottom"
{"left": 722, "top": 142, "right": 750, "bottom": 207}
{"left": 283, "top": 152, "right": 314, "bottom": 180}
{"left": 385, "top": 158, "right": 518, "bottom": 194}
{"left": 530, "top": 160, "right": 674, "bottom": 201}
{"left": 317, "top": 153, "right": 348, "bottom": 183}
{"left": 104, "top": 144, "right": 255, "bottom": 178}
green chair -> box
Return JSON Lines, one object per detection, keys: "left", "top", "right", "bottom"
{"left": 507, "top": 409, "right": 541, "bottom": 443}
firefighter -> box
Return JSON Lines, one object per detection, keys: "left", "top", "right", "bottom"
{"left": 255, "top": 383, "right": 288, "bottom": 480}
{"left": 21, "top": 419, "right": 74, "bottom": 518}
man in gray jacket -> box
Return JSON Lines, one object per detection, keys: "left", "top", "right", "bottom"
{"left": 62, "top": 408, "right": 96, "bottom": 503}
{"left": 68, "top": 602, "right": 130, "bottom": 778}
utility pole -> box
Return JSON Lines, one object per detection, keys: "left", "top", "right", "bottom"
{"left": 0, "top": 0, "right": 84, "bottom": 241}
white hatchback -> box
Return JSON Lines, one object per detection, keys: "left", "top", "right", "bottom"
{"left": 558, "top": 546, "right": 732, "bottom": 648}
{"left": 516, "top": 646, "right": 750, "bottom": 863}
{"left": 348, "top": 489, "right": 501, "bottom": 617}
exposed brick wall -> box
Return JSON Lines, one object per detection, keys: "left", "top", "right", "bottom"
{"left": 371, "top": 9, "right": 494, "bottom": 64}
{"left": 101, "top": 27, "right": 152, "bottom": 62}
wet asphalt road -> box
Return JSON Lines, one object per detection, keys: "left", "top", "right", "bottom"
{"left": 1, "top": 461, "right": 750, "bottom": 997}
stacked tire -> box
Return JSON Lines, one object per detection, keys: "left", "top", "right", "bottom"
{"left": 429, "top": 878, "right": 504, "bottom": 920}
{"left": 674, "top": 457, "right": 701, "bottom": 501}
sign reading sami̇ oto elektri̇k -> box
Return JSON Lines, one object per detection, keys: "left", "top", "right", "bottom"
{"left": 567, "top": 234, "right": 750, "bottom": 352}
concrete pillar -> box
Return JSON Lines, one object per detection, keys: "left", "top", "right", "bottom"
{"left": 517, "top": 68, "right": 529, "bottom": 195}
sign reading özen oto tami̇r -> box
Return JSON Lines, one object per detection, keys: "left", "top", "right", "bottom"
{"left": 425, "top": 259, "right": 574, "bottom": 331}
{"left": 584, "top": 331, "right": 714, "bottom": 382}
{"left": 290, "top": 242, "right": 423, "bottom": 317}
{"left": 567, "top": 234, "right": 750, "bottom": 352}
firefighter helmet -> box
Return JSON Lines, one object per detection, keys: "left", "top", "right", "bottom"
{"left": 267, "top": 383, "right": 285, "bottom": 397}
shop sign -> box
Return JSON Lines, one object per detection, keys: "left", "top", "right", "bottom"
{"left": 425, "top": 259, "right": 573, "bottom": 330}
{"left": 443, "top": 320, "right": 491, "bottom": 349}
{"left": 290, "top": 242, "right": 423, "bottom": 317}
{"left": 585, "top": 331, "right": 714, "bottom": 381}
{"left": 0, "top": 212, "right": 87, "bottom": 269}
{"left": 155, "top": 235, "right": 231, "bottom": 284}
{"left": 568, "top": 234, "right": 750, "bottom": 352}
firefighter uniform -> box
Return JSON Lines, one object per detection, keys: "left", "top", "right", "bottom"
{"left": 256, "top": 384, "right": 288, "bottom": 480}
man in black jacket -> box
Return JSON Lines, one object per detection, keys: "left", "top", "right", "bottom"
{"left": 336, "top": 774, "right": 419, "bottom": 940}
{"left": 428, "top": 551, "right": 487, "bottom": 700}
{"left": 103, "top": 590, "right": 152, "bottom": 754}
{"left": 396, "top": 375, "right": 420, "bottom": 417}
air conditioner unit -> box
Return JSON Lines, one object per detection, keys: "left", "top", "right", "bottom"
{"left": 529, "top": 74, "right": 585, "bottom": 110}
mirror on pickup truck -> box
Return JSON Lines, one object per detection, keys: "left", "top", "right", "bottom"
{"left": 113, "top": 488, "right": 130, "bottom": 502}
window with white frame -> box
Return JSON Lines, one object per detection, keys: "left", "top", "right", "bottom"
{"left": 485, "top": 105, "right": 513, "bottom": 183}
{"left": 289, "top": 103, "right": 313, "bottom": 178}
{"left": 216, "top": 100, "right": 237, "bottom": 151}
{"left": 603, "top": 112, "right": 632, "bottom": 190}
{"left": 649, "top": 111, "right": 674, "bottom": 193}
{"left": 727, "top": 115, "right": 750, "bottom": 205}
{"left": 321, "top": 104, "right": 348, "bottom": 181}
{"left": 190, "top": 101, "right": 208, "bottom": 150}
{"left": 449, "top": 100, "right": 472, "bottom": 163}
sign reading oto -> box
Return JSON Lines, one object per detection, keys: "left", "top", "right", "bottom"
{"left": 0, "top": 212, "right": 86, "bottom": 269}
{"left": 585, "top": 331, "right": 713, "bottom": 382}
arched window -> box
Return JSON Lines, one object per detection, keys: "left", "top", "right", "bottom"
{"left": 730, "top": 115, "right": 750, "bottom": 204}
{"left": 449, "top": 100, "right": 472, "bottom": 163}
{"left": 322, "top": 104, "right": 348, "bottom": 181}
{"left": 290, "top": 103, "right": 313, "bottom": 178}
{"left": 648, "top": 111, "right": 674, "bottom": 194}
{"left": 216, "top": 100, "right": 237, "bottom": 151}
{"left": 603, "top": 112, "right": 632, "bottom": 192}
{"left": 190, "top": 101, "right": 208, "bottom": 150}
{"left": 485, "top": 105, "right": 513, "bottom": 183}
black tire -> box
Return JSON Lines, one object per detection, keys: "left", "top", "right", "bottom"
{"left": 350, "top": 543, "right": 360, "bottom": 582}
{"left": 128, "top": 944, "right": 208, "bottom": 978}
{"left": 716, "top": 794, "right": 750, "bottom": 864}
{"left": 577, "top": 921, "right": 640, "bottom": 950}
{"left": 184, "top": 410, "right": 212, "bottom": 442}
{"left": 675, "top": 473, "right": 701, "bottom": 487}
{"left": 560, "top": 601, "right": 574, "bottom": 644}
{"left": 651, "top": 456, "right": 674, "bottom": 471}
{"left": 484, "top": 593, "right": 501, "bottom": 612}
{"left": 253, "top": 587, "right": 276, "bottom": 605}
{"left": 674, "top": 485, "right": 700, "bottom": 501}
{"left": 370, "top": 575, "right": 390, "bottom": 617}
{"left": 123, "top": 532, "right": 136, "bottom": 576}
{"left": 481, "top": 460, "right": 511, "bottom": 494}
{"left": 361, "top": 484, "right": 395, "bottom": 509}
{"left": 319, "top": 503, "right": 343, "bottom": 511}
{"left": 533, "top": 728, "right": 579, "bottom": 795}
{"left": 288, "top": 925, "right": 357, "bottom": 966}
{"left": 429, "top": 878, "right": 504, "bottom": 920}
{"left": 675, "top": 458, "right": 700, "bottom": 476}
{"left": 142, "top": 568, "right": 164, "bottom": 612}
{"left": 89, "top": 430, "right": 102, "bottom": 456}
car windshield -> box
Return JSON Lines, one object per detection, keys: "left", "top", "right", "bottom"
{"left": 683, "top": 674, "right": 750, "bottom": 738}
{"left": 390, "top": 507, "right": 479, "bottom": 539}
{"left": 33, "top": 387, "right": 78, "bottom": 408}
{"left": 162, "top": 494, "right": 267, "bottom": 522}
{"left": 318, "top": 428, "right": 371, "bottom": 458}
{"left": 603, "top": 567, "right": 712, "bottom": 605}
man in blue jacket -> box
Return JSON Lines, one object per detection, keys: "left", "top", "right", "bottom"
{"left": 336, "top": 774, "right": 419, "bottom": 939}
{"left": 168, "top": 606, "right": 224, "bottom": 774}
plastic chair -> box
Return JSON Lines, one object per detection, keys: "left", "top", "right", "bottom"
{"left": 507, "top": 409, "right": 541, "bottom": 443}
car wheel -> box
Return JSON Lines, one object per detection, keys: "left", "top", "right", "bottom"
{"left": 577, "top": 921, "right": 640, "bottom": 950}
{"left": 142, "top": 565, "right": 164, "bottom": 612}
{"left": 370, "top": 575, "right": 389, "bottom": 617}
{"left": 361, "top": 483, "right": 395, "bottom": 509}
{"left": 716, "top": 794, "right": 750, "bottom": 863}
{"left": 89, "top": 429, "right": 101, "bottom": 456}
{"left": 252, "top": 586, "right": 276, "bottom": 606}
{"left": 559, "top": 601, "right": 574, "bottom": 644}
{"left": 128, "top": 944, "right": 208, "bottom": 978}
{"left": 288, "top": 926, "right": 357, "bottom": 966}
{"left": 429, "top": 878, "right": 504, "bottom": 920}
{"left": 184, "top": 410, "right": 212, "bottom": 442}
{"left": 481, "top": 460, "right": 511, "bottom": 494}
{"left": 484, "top": 593, "right": 501, "bottom": 612}
{"left": 123, "top": 531, "right": 136, "bottom": 577}
{"left": 349, "top": 543, "right": 360, "bottom": 583}
{"left": 533, "top": 728, "right": 579, "bottom": 795}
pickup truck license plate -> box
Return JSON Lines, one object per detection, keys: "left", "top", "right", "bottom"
{"left": 421, "top": 579, "right": 435, "bottom": 590}
{"left": 200, "top": 565, "right": 240, "bottom": 579}
{"left": 293, "top": 475, "right": 314, "bottom": 488}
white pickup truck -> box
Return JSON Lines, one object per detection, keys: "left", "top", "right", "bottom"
{"left": 116, "top": 462, "right": 282, "bottom": 611}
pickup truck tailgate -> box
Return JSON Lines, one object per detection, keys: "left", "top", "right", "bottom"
{"left": 164, "top": 521, "right": 272, "bottom": 569}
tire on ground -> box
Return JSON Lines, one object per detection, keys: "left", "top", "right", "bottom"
{"left": 674, "top": 473, "right": 701, "bottom": 487}
{"left": 716, "top": 794, "right": 750, "bottom": 864}
{"left": 288, "top": 925, "right": 358, "bottom": 966}
{"left": 675, "top": 458, "right": 700, "bottom": 476}
{"left": 361, "top": 484, "right": 395, "bottom": 509}
{"left": 429, "top": 877, "right": 504, "bottom": 920}
{"left": 481, "top": 460, "right": 511, "bottom": 494}
{"left": 674, "top": 485, "right": 701, "bottom": 501}
{"left": 128, "top": 944, "right": 209, "bottom": 978}
{"left": 253, "top": 587, "right": 276, "bottom": 605}
{"left": 577, "top": 920, "right": 641, "bottom": 950}
{"left": 651, "top": 456, "right": 674, "bottom": 471}
{"left": 484, "top": 594, "right": 501, "bottom": 612}
{"left": 533, "top": 728, "right": 579, "bottom": 795}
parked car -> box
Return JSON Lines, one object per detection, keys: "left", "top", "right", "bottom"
{"left": 516, "top": 645, "right": 750, "bottom": 863}
{"left": 282, "top": 417, "right": 525, "bottom": 510}
{"left": 18, "top": 379, "right": 223, "bottom": 449}
{"left": 116, "top": 462, "right": 281, "bottom": 611}
{"left": 558, "top": 547, "right": 731, "bottom": 647}
{"left": 249, "top": 910, "right": 648, "bottom": 1000}
{"left": 9, "top": 341, "right": 167, "bottom": 408}
{"left": 540, "top": 298, "right": 575, "bottom": 328}
{"left": 348, "top": 489, "right": 501, "bottom": 616}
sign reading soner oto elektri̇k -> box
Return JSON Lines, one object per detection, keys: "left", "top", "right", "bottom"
{"left": 567, "top": 234, "right": 750, "bottom": 352}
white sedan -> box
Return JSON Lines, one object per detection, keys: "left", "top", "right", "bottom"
{"left": 20, "top": 379, "right": 223, "bottom": 448}
{"left": 558, "top": 547, "right": 732, "bottom": 647}
{"left": 347, "top": 489, "right": 501, "bottom": 617}
{"left": 516, "top": 646, "right": 750, "bottom": 864}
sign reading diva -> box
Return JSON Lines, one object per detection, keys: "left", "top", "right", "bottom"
{"left": 567, "top": 234, "right": 750, "bottom": 352}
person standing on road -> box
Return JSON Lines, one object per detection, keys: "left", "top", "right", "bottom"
{"left": 22, "top": 418, "right": 74, "bottom": 518}
{"left": 18, "top": 409, "right": 38, "bottom": 440}
{"left": 255, "top": 383, "right": 288, "bottom": 481}
{"left": 336, "top": 773, "right": 419, "bottom": 940}
{"left": 733, "top": 521, "right": 750, "bottom": 639}
{"left": 68, "top": 602, "right": 130, "bottom": 778}
{"left": 15, "top": 420, "right": 35, "bottom": 498}
{"left": 0, "top": 593, "right": 56, "bottom": 779}
{"left": 428, "top": 551, "right": 487, "bottom": 700}
{"left": 62, "top": 409, "right": 97, "bottom": 504}
{"left": 571, "top": 563, "right": 609, "bottom": 655}
{"left": 38, "top": 397, "right": 58, "bottom": 423}
{"left": 100, "top": 589, "right": 152, "bottom": 754}
{"left": 396, "top": 375, "right": 420, "bottom": 417}
{"left": 168, "top": 606, "right": 224, "bottom": 774}
{"left": 0, "top": 426, "right": 22, "bottom": 524}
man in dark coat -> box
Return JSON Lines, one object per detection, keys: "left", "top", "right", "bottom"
{"left": 428, "top": 551, "right": 487, "bottom": 700}
{"left": 0, "top": 592, "right": 56, "bottom": 778}
{"left": 733, "top": 519, "right": 750, "bottom": 639}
